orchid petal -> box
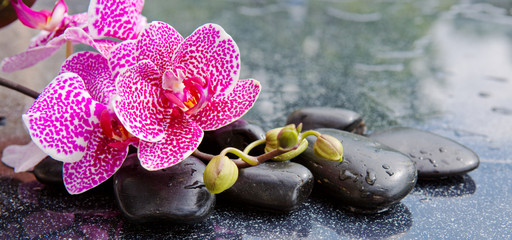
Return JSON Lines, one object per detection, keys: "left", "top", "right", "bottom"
{"left": 11, "top": 0, "right": 51, "bottom": 29}
{"left": 27, "top": 13, "right": 88, "bottom": 49}
{"left": 172, "top": 23, "right": 240, "bottom": 98}
{"left": 63, "top": 128, "right": 128, "bottom": 194}
{"left": 1, "top": 27, "right": 117, "bottom": 72}
{"left": 190, "top": 79, "right": 261, "bottom": 130}
{"left": 136, "top": 21, "right": 183, "bottom": 73}
{"left": 22, "top": 73, "right": 106, "bottom": 163}
{"left": 88, "top": 0, "right": 146, "bottom": 40}
{"left": 138, "top": 114, "right": 203, "bottom": 170}
{"left": 1, "top": 141, "right": 47, "bottom": 172}
{"left": 108, "top": 39, "right": 137, "bottom": 80}
{"left": 60, "top": 51, "right": 114, "bottom": 105}
{"left": 113, "top": 60, "right": 172, "bottom": 142}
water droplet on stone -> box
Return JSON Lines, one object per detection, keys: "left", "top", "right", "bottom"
{"left": 420, "top": 150, "right": 428, "bottom": 154}
{"left": 409, "top": 153, "right": 417, "bottom": 158}
{"left": 339, "top": 169, "right": 355, "bottom": 181}
{"left": 386, "top": 170, "right": 394, "bottom": 176}
{"left": 439, "top": 147, "right": 447, "bottom": 153}
{"left": 365, "top": 169, "right": 376, "bottom": 185}
{"left": 456, "top": 156, "right": 463, "bottom": 161}
{"left": 382, "top": 164, "right": 390, "bottom": 169}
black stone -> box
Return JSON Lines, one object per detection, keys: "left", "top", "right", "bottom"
{"left": 0, "top": 116, "right": 5, "bottom": 126}
{"left": 113, "top": 154, "right": 215, "bottom": 223}
{"left": 198, "top": 118, "right": 266, "bottom": 155}
{"left": 286, "top": 107, "right": 366, "bottom": 134}
{"left": 33, "top": 156, "right": 64, "bottom": 187}
{"left": 295, "top": 128, "right": 417, "bottom": 213}
{"left": 221, "top": 161, "right": 314, "bottom": 212}
{"left": 369, "top": 127, "right": 480, "bottom": 178}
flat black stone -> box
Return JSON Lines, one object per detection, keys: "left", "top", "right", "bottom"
{"left": 199, "top": 118, "right": 266, "bottom": 155}
{"left": 369, "top": 127, "right": 480, "bottom": 178}
{"left": 221, "top": 161, "right": 314, "bottom": 212}
{"left": 113, "top": 154, "right": 215, "bottom": 223}
{"left": 33, "top": 157, "right": 64, "bottom": 187}
{"left": 295, "top": 128, "right": 417, "bottom": 213}
{"left": 286, "top": 107, "right": 366, "bottom": 134}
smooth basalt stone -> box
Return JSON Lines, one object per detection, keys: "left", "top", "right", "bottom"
{"left": 369, "top": 127, "right": 480, "bottom": 178}
{"left": 113, "top": 154, "right": 215, "bottom": 223}
{"left": 286, "top": 107, "right": 367, "bottom": 134}
{"left": 198, "top": 118, "right": 266, "bottom": 155}
{"left": 221, "top": 161, "right": 314, "bottom": 212}
{"left": 295, "top": 128, "right": 417, "bottom": 213}
{"left": 33, "top": 157, "right": 64, "bottom": 186}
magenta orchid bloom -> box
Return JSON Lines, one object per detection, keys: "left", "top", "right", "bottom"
{"left": 22, "top": 51, "right": 138, "bottom": 194}
{"left": 112, "top": 22, "right": 261, "bottom": 170}
{"left": 1, "top": 0, "right": 146, "bottom": 73}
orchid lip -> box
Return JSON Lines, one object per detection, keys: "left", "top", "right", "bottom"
{"left": 162, "top": 69, "right": 213, "bottom": 114}
{"left": 11, "top": 0, "right": 68, "bottom": 31}
{"left": 100, "top": 109, "right": 136, "bottom": 148}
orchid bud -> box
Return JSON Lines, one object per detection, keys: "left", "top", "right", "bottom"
{"left": 271, "top": 138, "right": 308, "bottom": 161}
{"left": 203, "top": 155, "right": 238, "bottom": 194}
{"left": 313, "top": 134, "right": 343, "bottom": 161}
{"left": 264, "top": 127, "right": 282, "bottom": 151}
{"left": 277, "top": 124, "right": 299, "bottom": 149}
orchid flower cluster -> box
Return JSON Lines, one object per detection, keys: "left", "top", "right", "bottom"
{"left": 1, "top": 0, "right": 343, "bottom": 195}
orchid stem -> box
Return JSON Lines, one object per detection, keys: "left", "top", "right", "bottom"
{"left": 0, "top": 76, "right": 39, "bottom": 99}
{"left": 65, "top": 40, "right": 73, "bottom": 58}
{"left": 243, "top": 138, "right": 266, "bottom": 154}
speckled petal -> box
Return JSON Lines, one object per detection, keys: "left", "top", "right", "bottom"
{"left": 1, "top": 27, "right": 116, "bottom": 73}
{"left": 60, "top": 51, "right": 114, "bottom": 105}
{"left": 136, "top": 21, "right": 183, "bottom": 73}
{"left": 113, "top": 60, "right": 172, "bottom": 142}
{"left": 63, "top": 128, "right": 128, "bottom": 194}
{"left": 27, "top": 13, "right": 89, "bottom": 49}
{"left": 88, "top": 0, "right": 146, "bottom": 40}
{"left": 172, "top": 23, "right": 240, "bottom": 98}
{"left": 138, "top": 114, "right": 203, "bottom": 170}
{"left": 108, "top": 39, "right": 137, "bottom": 80}
{"left": 22, "top": 73, "right": 106, "bottom": 163}
{"left": 1, "top": 141, "right": 47, "bottom": 172}
{"left": 190, "top": 79, "right": 261, "bottom": 130}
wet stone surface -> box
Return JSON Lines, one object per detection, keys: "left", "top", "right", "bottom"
{"left": 220, "top": 161, "right": 314, "bottom": 212}
{"left": 113, "top": 154, "right": 215, "bottom": 224}
{"left": 198, "top": 118, "right": 266, "bottom": 155}
{"left": 296, "top": 128, "right": 417, "bottom": 213}
{"left": 286, "top": 107, "right": 366, "bottom": 134}
{"left": 369, "top": 127, "right": 480, "bottom": 178}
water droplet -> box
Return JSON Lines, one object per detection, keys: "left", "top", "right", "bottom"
{"left": 420, "top": 150, "right": 428, "bottom": 154}
{"left": 428, "top": 158, "right": 436, "bottom": 164}
{"left": 374, "top": 148, "right": 382, "bottom": 153}
{"left": 360, "top": 191, "right": 372, "bottom": 198}
{"left": 409, "top": 153, "right": 417, "bottom": 158}
{"left": 382, "top": 164, "right": 390, "bottom": 169}
{"left": 339, "top": 170, "right": 355, "bottom": 181}
{"left": 386, "top": 170, "right": 394, "bottom": 176}
{"left": 456, "top": 156, "right": 463, "bottom": 161}
{"left": 365, "top": 169, "right": 376, "bottom": 185}
{"left": 439, "top": 147, "right": 447, "bottom": 153}
{"left": 419, "top": 156, "right": 424, "bottom": 160}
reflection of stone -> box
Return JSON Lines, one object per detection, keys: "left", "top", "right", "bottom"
{"left": 309, "top": 194, "right": 413, "bottom": 239}
{"left": 411, "top": 174, "right": 476, "bottom": 197}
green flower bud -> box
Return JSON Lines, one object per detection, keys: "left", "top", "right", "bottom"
{"left": 265, "top": 127, "right": 283, "bottom": 151}
{"left": 277, "top": 124, "right": 299, "bottom": 149}
{"left": 271, "top": 138, "right": 308, "bottom": 161}
{"left": 203, "top": 155, "right": 239, "bottom": 194}
{"left": 313, "top": 134, "right": 343, "bottom": 161}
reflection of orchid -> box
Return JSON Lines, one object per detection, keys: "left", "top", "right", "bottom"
{"left": 1, "top": 0, "right": 146, "bottom": 72}
{"left": 113, "top": 22, "right": 261, "bottom": 170}
{"left": 22, "top": 51, "right": 138, "bottom": 194}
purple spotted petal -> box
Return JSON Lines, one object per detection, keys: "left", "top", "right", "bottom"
{"left": 22, "top": 73, "right": 106, "bottom": 163}
{"left": 87, "top": 0, "right": 146, "bottom": 40}
{"left": 1, "top": 28, "right": 117, "bottom": 73}
{"left": 60, "top": 51, "right": 114, "bottom": 105}
{"left": 190, "top": 79, "right": 261, "bottom": 130}
{"left": 1, "top": 141, "right": 47, "bottom": 172}
{"left": 63, "top": 128, "right": 128, "bottom": 194}
{"left": 113, "top": 61, "right": 172, "bottom": 142}
{"left": 27, "top": 13, "right": 88, "bottom": 49}
{"left": 136, "top": 21, "right": 183, "bottom": 73}
{"left": 138, "top": 114, "right": 203, "bottom": 170}
{"left": 172, "top": 23, "right": 240, "bottom": 98}
{"left": 108, "top": 40, "right": 137, "bottom": 80}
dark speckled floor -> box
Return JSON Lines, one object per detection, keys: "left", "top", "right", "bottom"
{"left": 1, "top": 0, "right": 511, "bottom": 239}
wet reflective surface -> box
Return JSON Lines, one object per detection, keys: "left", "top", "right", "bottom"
{"left": 1, "top": 0, "right": 512, "bottom": 238}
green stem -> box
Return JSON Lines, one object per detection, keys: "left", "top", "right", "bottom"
{"left": 243, "top": 138, "right": 266, "bottom": 154}
{"left": 300, "top": 130, "right": 321, "bottom": 141}
{"left": 0, "top": 76, "right": 39, "bottom": 99}
{"left": 220, "top": 147, "right": 259, "bottom": 166}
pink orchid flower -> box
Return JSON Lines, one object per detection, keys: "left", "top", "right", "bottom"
{"left": 22, "top": 51, "right": 138, "bottom": 194}
{"left": 112, "top": 22, "right": 261, "bottom": 170}
{"left": 1, "top": 0, "right": 146, "bottom": 72}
